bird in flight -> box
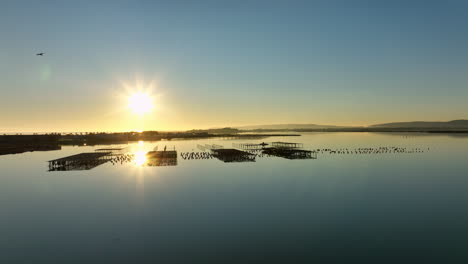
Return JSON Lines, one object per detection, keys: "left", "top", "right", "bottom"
{"left": 36, "top": 53, "right": 44, "bottom": 56}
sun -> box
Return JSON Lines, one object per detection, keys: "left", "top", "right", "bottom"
{"left": 128, "top": 92, "right": 153, "bottom": 115}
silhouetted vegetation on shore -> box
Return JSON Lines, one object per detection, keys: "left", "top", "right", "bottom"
{"left": 0, "top": 129, "right": 299, "bottom": 155}
{"left": 0, "top": 134, "right": 61, "bottom": 155}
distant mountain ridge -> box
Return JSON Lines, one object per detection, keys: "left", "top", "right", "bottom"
{"left": 237, "top": 120, "right": 468, "bottom": 131}
{"left": 371, "top": 120, "right": 468, "bottom": 128}
{"left": 236, "top": 124, "right": 345, "bottom": 130}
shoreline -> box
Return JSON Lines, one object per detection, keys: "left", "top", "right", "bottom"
{"left": 0, "top": 133, "right": 300, "bottom": 156}
{"left": 2, "top": 130, "right": 468, "bottom": 156}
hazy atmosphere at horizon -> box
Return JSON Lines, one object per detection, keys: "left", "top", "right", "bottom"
{"left": 1, "top": 0, "right": 468, "bottom": 132}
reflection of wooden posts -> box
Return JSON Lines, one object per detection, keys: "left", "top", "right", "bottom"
{"left": 146, "top": 150, "right": 178, "bottom": 166}
{"left": 180, "top": 152, "right": 213, "bottom": 160}
{"left": 262, "top": 148, "right": 316, "bottom": 160}
{"left": 48, "top": 152, "right": 112, "bottom": 171}
{"left": 211, "top": 149, "right": 256, "bottom": 163}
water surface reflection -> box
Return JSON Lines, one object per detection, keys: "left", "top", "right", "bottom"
{"left": 2, "top": 133, "right": 468, "bottom": 263}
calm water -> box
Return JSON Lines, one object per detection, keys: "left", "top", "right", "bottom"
{"left": 1, "top": 133, "right": 468, "bottom": 263}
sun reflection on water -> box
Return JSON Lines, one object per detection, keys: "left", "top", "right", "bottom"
{"left": 134, "top": 150, "right": 147, "bottom": 166}
{"left": 133, "top": 141, "right": 147, "bottom": 166}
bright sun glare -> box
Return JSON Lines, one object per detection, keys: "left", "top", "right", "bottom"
{"left": 128, "top": 92, "right": 153, "bottom": 115}
{"left": 134, "top": 150, "right": 147, "bottom": 166}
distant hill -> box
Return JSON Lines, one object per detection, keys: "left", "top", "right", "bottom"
{"left": 370, "top": 120, "right": 468, "bottom": 129}
{"left": 189, "top": 127, "right": 239, "bottom": 134}
{"left": 236, "top": 120, "right": 468, "bottom": 132}
{"left": 237, "top": 124, "right": 345, "bottom": 130}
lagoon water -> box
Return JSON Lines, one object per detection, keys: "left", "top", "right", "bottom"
{"left": 1, "top": 133, "right": 468, "bottom": 263}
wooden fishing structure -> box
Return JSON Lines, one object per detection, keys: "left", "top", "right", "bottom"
{"left": 210, "top": 148, "right": 256, "bottom": 163}
{"left": 232, "top": 142, "right": 268, "bottom": 150}
{"left": 232, "top": 141, "right": 315, "bottom": 160}
{"left": 95, "top": 147, "right": 126, "bottom": 154}
{"left": 205, "top": 144, "right": 223, "bottom": 150}
{"left": 48, "top": 152, "right": 112, "bottom": 171}
{"left": 262, "top": 147, "right": 316, "bottom": 159}
{"left": 271, "top": 142, "right": 303, "bottom": 149}
{"left": 145, "top": 150, "right": 178, "bottom": 166}
{"left": 263, "top": 141, "right": 315, "bottom": 159}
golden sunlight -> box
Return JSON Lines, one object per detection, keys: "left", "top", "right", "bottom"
{"left": 134, "top": 150, "right": 147, "bottom": 166}
{"left": 128, "top": 92, "right": 154, "bottom": 115}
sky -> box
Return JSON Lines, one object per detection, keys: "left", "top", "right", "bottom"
{"left": 1, "top": 0, "right": 468, "bottom": 132}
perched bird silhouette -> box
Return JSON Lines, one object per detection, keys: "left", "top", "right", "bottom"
{"left": 36, "top": 53, "right": 44, "bottom": 56}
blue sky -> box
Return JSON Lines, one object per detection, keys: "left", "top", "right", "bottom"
{"left": 1, "top": 0, "right": 468, "bottom": 131}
